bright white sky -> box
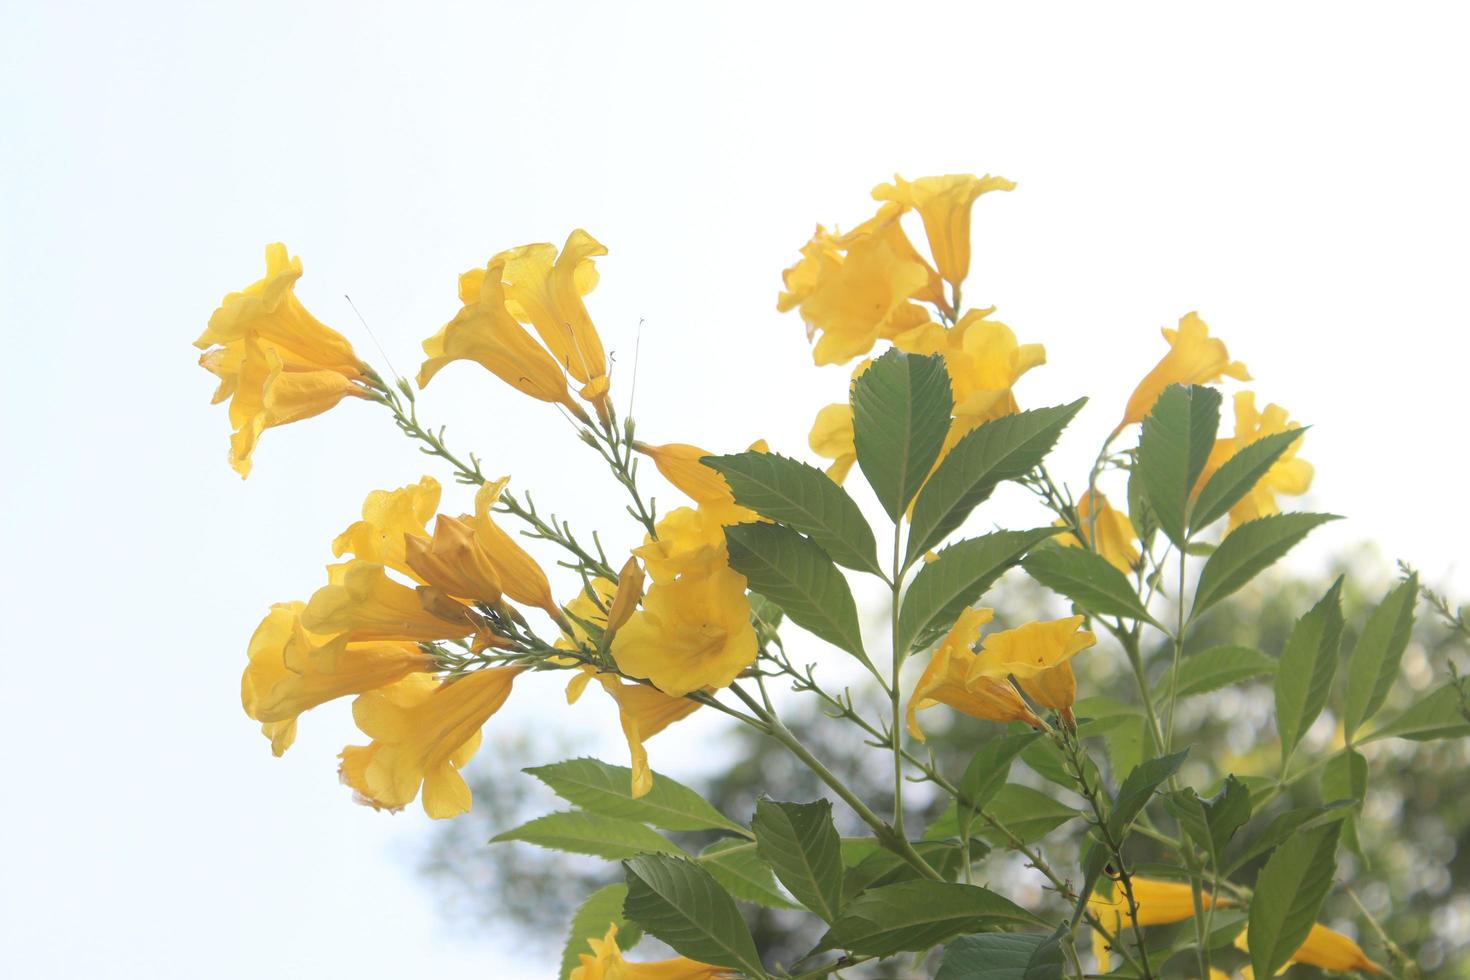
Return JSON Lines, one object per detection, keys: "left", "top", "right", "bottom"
{"left": 3, "top": 2, "right": 1468, "bottom": 977}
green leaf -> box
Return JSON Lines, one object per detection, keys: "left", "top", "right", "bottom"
{"left": 1344, "top": 574, "right": 1419, "bottom": 739}
{"left": 704, "top": 451, "right": 882, "bottom": 576}
{"left": 976, "top": 784, "right": 1079, "bottom": 846}
{"left": 491, "top": 811, "right": 683, "bottom": 860}
{"left": 752, "top": 798, "right": 845, "bottom": 924}
{"left": 559, "top": 884, "right": 643, "bottom": 980}
{"left": 1167, "top": 775, "right": 1251, "bottom": 869}
{"left": 844, "top": 838, "right": 990, "bottom": 894}
{"left": 1191, "top": 513, "right": 1341, "bottom": 618}
{"left": 1022, "top": 546, "right": 1155, "bottom": 624}
{"left": 1321, "top": 747, "right": 1367, "bottom": 806}
{"left": 1361, "top": 677, "right": 1470, "bottom": 742}
{"left": 898, "top": 527, "right": 1060, "bottom": 653}
{"left": 1102, "top": 715, "right": 1153, "bottom": 783}
{"left": 748, "top": 592, "right": 784, "bottom": 629}
{"left": 724, "top": 522, "right": 867, "bottom": 661}
{"left": 959, "top": 732, "right": 1041, "bottom": 825}
{"left": 1107, "top": 749, "right": 1188, "bottom": 839}
{"left": 698, "top": 839, "right": 799, "bottom": 910}
{"left": 1191, "top": 426, "right": 1309, "bottom": 533}
{"left": 1127, "top": 462, "right": 1158, "bottom": 551}
{"left": 622, "top": 854, "right": 766, "bottom": 977}
{"left": 906, "top": 400, "right": 1086, "bottom": 563}
{"left": 1248, "top": 822, "right": 1342, "bottom": 979}
{"left": 527, "top": 758, "right": 746, "bottom": 834}
{"left": 1157, "top": 645, "right": 1277, "bottom": 702}
{"left": 1224, "top": 801, "right": 1352, "bottom": 875}
{"left": 1136, "top": 383, "right": 1221, "bottom": 545}
{"left": 936, "top": 932, "right": 1066, "bottom": 980}
{"left": 1275, "top": 578, "right": 1345, "bottom": 766}
{"left": 816, "top": 880, "right": 1044, "bottom": 957}
{"left": 851, "top": 349, "right": 954, "bottom": 522}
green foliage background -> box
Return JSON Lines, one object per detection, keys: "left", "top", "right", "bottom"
{"left": 421, "top": 549, "right": 1470, "bottom": 977}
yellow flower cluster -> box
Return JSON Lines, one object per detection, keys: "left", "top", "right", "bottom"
{"left": 240, "top": 475, "right": 563, "bottom": 818}
{"left": 1086, "top": 878, "right": 1381, "bottom": 976}
{"left": 419, "top": 230, "right": 613, "bottom": 423}
{"left": 907, "top": 611, "right": 1096, "bottom": 737}
{"left": 194, "top": 244, "right": 372, "bottom": 477}
{"left": 779, "top": 175, "right": 1045, "bottom": 496}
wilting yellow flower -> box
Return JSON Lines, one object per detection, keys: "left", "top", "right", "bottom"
{"left": 872, "top": 173, "right": 1016, "bottom": 289}
{"left": 778, "top": 204, "right": 934, "bottom": 366}
{"left": 895, "top": 308, "right": 1046, "bottom": 450}
{"left": 340, "top": 666, "right": 524, "bottom": 818}
{"left": 808, "top": 403, "right": 857, "bottom": 483}
{"left": 404, "top": 514, "right": 504, "bottom": 605}
{"left": 496, "top": 229, "right": 611, "bottom": 410}
{"left": 469, "top": 478, "right": 564, "bottom": 622}
{"left": 1057, "top": 490, "right": 1140, "bottom": 574}
{"left": 1117, "top": 312, "right": 1250, "bottom": 432}
{"left": 1198, "top": 392, "right": 1313, "bottom": 530}
{"left": 332, "top": 477, "right": 442, "bottom": 582}
{"left": 633, "top": 441, "right": 764, "bottom": 525}
{"left": 975, "top": 615, "right": 1096, "bottom": 719}
{"left": 611, "top": 566, "right": 757, "bottom": 697}
{"left": 417, "top": 258, "right": 587, "bottom": 419}
{"left": 194, "top": 244, "right": 372, "bottom": 478}
{"left": 570, "top": 669, "right": 702, "bottom": 799}
{"left": 1233, "top": 923, "right": 1383, "bottom": 976}
{"left": 907, "top": 608, "right": 1042, "bottom": 739}
{"left": 1091, "top": 877, "right": 1230, "bottom": 972}
{"left": 634, "top": 507, "right": 728, "bottom": 584}
{"left": 240, "top": 602, "right": 433, "bottom": 756}
{"left": 570, "top": 924, "right": 728, "bottom": 980}
{"left": 302, "top": 560, "right": 477, "bottom": 642}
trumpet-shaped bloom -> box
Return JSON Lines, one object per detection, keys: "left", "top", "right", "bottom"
{"left": 1057, "top": 491, "right": 1140, "bottom": 574}
{"left": 469, "top": 478, "right": 564, "bottom": 622}
{"left": 200, "top": 333, "right": 370, "bottom": 478}
{"left": 340, "top": 666, "right": 524, "bottom": 818}
{"left": 195, "top": 245, "right": 371, "bottom": 478}
{"left": 302, "top": 560, "right": 477, "bottom": 642}
{"left": 778, "top": 205, "right": 933, "bottom": 365}
{"left": 975, "top": 615, "right": 1096, "bottom": 717}
{"left": 240, "top": 603, "right": 433, "bottom": 755}
{"left": 1091, "top": 878, "right": 1229, "bottom": 972}
{"left": 634, "top": 507, "right": 727, "bottom": 584}
{"left": 872, "top": 173, "right": 1016, "bottom": 288}
{"left": 195, "top": 243, "right": 367, "bottom": 377}
{"left": 906, "top": 608, "right": 1042, "bottom": 739}
{"left": 570, "top": 924, "right": 729, "bottom": 980}
{"left": 633, "top": 442, "right": 762, "bottom": 525}
{"left": 1232, "top": 923, "right": 1383, "bottom": 975}
{"left": 496, "top": 229, "right": 611, "bottom": 407}
{"left": 1118, "top": 312, "right": 1250, "bottom": 432}
{"left": 332, "top": 477, "right": 442, "bottom": 582}
{"left": 417, "top": 259, "right": 585, "bottom": 418}
{"left": 611, "top": 566, "right": 756, "bottom": 697}
{"left": 1199, "top": 392, "right": 1314, "bottom": 530}
{"left": 404, "top": 514, "right": 504, "bottom": 605}
{"left": 808, "top": 403, "right": 857, "bottom": 483}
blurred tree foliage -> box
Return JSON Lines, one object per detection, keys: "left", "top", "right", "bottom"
{"left": 421, "top": 548, "right": 1470, "bottom": 977}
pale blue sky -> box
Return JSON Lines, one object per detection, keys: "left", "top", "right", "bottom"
{"left": 3, "top": 2, "right": 1468, "bottom": 977}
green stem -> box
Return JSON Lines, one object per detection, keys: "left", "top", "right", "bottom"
{"left": 726, "top": 684, "right": 942, "bottom": 881}
{"left": 890, "top": 521, "right": 907, "bottom": 839}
